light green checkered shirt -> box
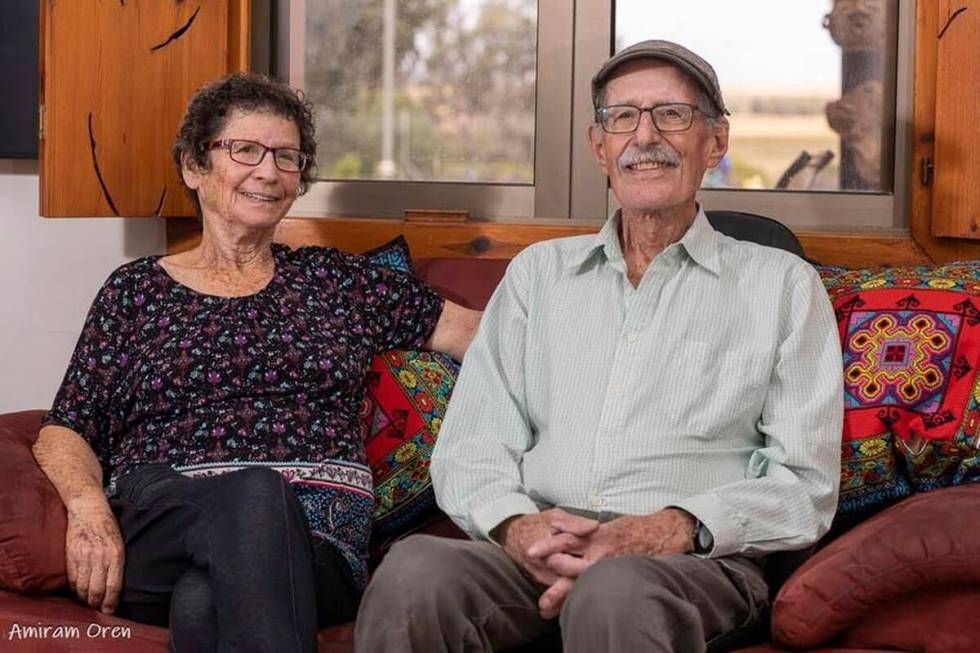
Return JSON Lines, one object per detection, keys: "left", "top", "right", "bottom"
{"left": 432, "top": 208, "right": 843, "bottom": 557}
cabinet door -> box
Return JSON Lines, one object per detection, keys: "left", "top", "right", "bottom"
{"left": 40, "top": 0, "right": 248, "bottom": 218}
{"left": 931, "top": 0, "right": 980, "bottom": 239}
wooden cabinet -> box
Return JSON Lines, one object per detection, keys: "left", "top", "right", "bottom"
{"left": 908, "top": 0, "right": 980, "bottom": 260}
{"left": 39, "top": 0, "right": 249, "bottom": 218}
{"left": 928, "top": 1, "right": 980, "bottom": 239}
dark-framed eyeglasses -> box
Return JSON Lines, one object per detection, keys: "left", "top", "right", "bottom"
{"left": 595, "top": 102, "right": 707, "bottom": 134}
{"left": 208, "top": 139, "right": 310, "bottom": 173}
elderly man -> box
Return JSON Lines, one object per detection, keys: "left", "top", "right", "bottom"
{"left": 355, "top": 40, "right": 843, "bottom": 652}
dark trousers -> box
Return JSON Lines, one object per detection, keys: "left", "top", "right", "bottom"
{"left": 109, "top": 465, "right": 360, "bottom": 653}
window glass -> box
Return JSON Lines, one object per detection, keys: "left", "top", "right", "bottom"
{"left": 303, "top": 0, "right": 537, "bottom": 183}
{"left": 614, "top": 0, "right": 893, "bottom": 193}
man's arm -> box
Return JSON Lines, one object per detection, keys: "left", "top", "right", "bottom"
{"left": 430, "top": 254, "right": 541, "bottom": 539}
{"left": 670, "top": 264, "right": 843, "bottom": 557}
{"left": 425, "top": 300, "right": 482, "bottom": 361}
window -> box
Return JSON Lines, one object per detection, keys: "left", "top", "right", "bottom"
{"left": 262, "top": 1, "right": 913, "bottom": 230}
{"left": 272, "top": 0, "right": 572, "bottom": 220}
{"left": 301, "top": 0, "right": 537, "bottom": 184}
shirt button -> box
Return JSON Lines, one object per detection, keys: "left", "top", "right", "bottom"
{"left": 627, "top": 332, "right": 638, "bottom": 343}
{"left": 592, "top": 496, "right": 605, "bottom": 508}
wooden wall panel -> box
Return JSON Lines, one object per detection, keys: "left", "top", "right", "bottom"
{"left": 40, "top": 1, "right": 241, "bottom": 218}
{"left": 228, "top": 0, "right": 251, "bottom": 73}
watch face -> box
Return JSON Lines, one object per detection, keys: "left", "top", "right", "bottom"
{"left": 696, "top": 522, "right": 714, "bottom": 554}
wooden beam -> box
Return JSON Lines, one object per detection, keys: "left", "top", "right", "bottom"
{"left": 796, "top": 232, "right": 930, "bottom": 268}
{"left": 169, "top": 216, "right": 936, "bottom": 269}
{"left": 168, "top": 216, "right": 598, "bottom": 259}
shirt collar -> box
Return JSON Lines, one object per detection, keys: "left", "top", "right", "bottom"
{"left": 679, "top": 207, "right": 722, "bottom": 276}
{"left": 569, "top": 206, "right": 721, "bottom": 277}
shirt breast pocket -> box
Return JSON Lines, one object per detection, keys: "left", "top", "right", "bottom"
{"left": 666, "top": 342, "right": 769, "bottom": 438}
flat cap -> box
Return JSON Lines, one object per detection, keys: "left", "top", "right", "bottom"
{"left": 591, "top": 39, "right": 729, "bottom": 116}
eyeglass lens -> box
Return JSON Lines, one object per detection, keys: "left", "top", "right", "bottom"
{"left": 228, "top": 140, "right": 306, "bottom": 172}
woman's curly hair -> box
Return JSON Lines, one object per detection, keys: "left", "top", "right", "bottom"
{"left": 171, "top": 73, "right": 317, "bottom": 215}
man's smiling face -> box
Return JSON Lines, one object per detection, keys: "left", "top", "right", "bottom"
{"left": 588, "top": 60, "right": 728, "bottom": 218}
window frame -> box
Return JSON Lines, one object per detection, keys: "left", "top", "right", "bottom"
{"left": 256, "top": 0, "right": 916, "bottom": 230}
{"left": 266, "top": 0, "right": 574, "bottom": 220}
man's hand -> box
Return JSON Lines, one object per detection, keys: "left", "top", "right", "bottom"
{"left": 496, "top": 509, "right": 599, "bottom": 590}
{"left": 64, "top": 498, "right": 125, "bottom": 614}
{"left": 529, "top": 508, "right": 696, "bottom": 618}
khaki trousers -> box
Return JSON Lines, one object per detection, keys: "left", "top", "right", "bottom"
{"left": 354, "top": 534, "right": 769, "bottom": 653}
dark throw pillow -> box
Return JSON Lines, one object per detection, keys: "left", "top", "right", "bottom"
{"left": 363, "top": 235, "right": 415, "bottom": 275}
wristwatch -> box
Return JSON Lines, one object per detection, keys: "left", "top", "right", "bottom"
{"left": 692, "top": 518, "right": 714, "bottom": 555}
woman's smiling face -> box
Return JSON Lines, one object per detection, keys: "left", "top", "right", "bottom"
{"left": 182, "top": 109, "right": 302, "bottom": 230}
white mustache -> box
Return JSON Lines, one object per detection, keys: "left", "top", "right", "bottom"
{"left": 618, "top": 145, "right": 681, "bottom": 171}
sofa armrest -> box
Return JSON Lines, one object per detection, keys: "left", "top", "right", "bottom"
{"left": 0, "top": 410, "right": 69, "bottom": 594}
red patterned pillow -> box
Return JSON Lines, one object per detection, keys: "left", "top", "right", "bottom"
{"left": 819, "top": 263, "right": 980, "bottom": 523}
{"left": 360, "top": 350, "right": 459, "bottom": 536}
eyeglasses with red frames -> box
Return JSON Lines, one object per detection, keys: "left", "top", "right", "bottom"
{"left": 208, "top": 139, "right": 310, "bottom": 173}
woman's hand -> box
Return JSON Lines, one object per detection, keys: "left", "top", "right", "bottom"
{"left": 33, "top": 425, "right": 125, "bottom": 614}
{"left": 64, "top": 497, "right": 125, "bottom": 614}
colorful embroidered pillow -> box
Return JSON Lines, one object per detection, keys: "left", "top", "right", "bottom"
{"left": 360, "top": 350, "right": 459, "bottom": 536}
{"left": 820, "top": 262, "right": 980, "bottom": 524}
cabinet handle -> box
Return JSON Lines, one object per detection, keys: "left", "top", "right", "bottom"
{"left": 921, "top": 157, "right": 934, "bottom": 186}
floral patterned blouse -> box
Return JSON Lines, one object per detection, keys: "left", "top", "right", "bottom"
{"left": 45, "top": 243, "right": 444, "bottom": 589}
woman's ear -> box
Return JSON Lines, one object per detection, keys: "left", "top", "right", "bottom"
{"left": 181, "top": 151, "right": 203, "bottom": 190}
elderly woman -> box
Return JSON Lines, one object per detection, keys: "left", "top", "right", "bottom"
{"left": 33, "top": 73, "right": 479, "bottom": 652}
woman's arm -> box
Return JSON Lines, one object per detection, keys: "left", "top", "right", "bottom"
{"left": 425, "top": 300, "right": 483, "bottom": 361}
{"left": 33, "top": 426, "right": 125, "bottom": 614}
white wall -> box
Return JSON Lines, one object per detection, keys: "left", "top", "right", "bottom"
{"left": 0, "top": 159, "right": 166, "bottom": 412}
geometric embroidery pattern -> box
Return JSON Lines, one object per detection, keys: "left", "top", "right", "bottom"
{"left": 360, "top": 349, "right": 459, "bottom": 537}
{"left": 818, "top": 262, "right": 980, "bottom": 523}
{"left": 844, "top": 312, "right": 955, "bottom": 409}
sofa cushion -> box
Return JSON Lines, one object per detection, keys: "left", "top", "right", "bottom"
{"left": 361, "top": 350, "right": 460, "bottom": 537}
{"left": 0, "top": 411, "right": 68, "bottom": 594}
{"left": 818, "top": 262, "right": 980, "bottom": 524}
{"left": 0, "top": 589, "right": 169, "bottom": 651}
{"left": 839, "top": 584, "right": 980, "bottom": 653}
{"left": 771, "top": 483, "right": 980, "bottom": 648}
{"left": 414, "top": 257, "right": 509, "bottom": 310}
